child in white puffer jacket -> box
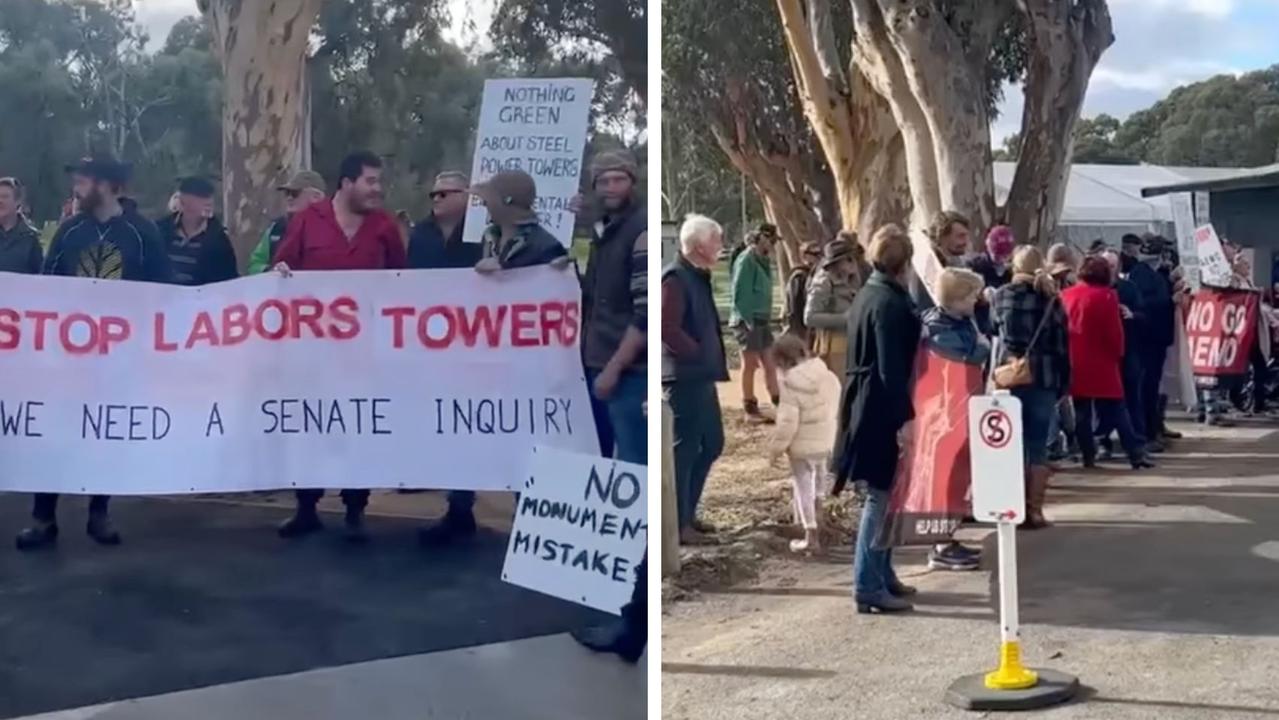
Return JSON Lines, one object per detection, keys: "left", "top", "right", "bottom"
{"left": 768, "top": 334, "right": 843, "bottom": 553}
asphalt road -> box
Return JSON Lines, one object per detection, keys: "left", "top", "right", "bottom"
{"left": 663, "top": 420, "right": 1279, "bottom": 719}
{"left": 0, "top": 491, "right": 608, "bottom": 719}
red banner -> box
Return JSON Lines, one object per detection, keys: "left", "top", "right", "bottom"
{"left": 1185, "top": 288, "right": 1258, "bottom": 377}
{"left": 877, "top": 345, "right": 984, "bottom": 548}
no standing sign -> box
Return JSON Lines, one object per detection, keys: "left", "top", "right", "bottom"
{"left": 969, "top": 394, "right": 1026, "bottom": 525}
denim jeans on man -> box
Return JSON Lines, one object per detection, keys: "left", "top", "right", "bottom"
{"left": 668, "top": 381, "right": 725, "bottom": 529}
{"left": 597, "top": 370, "right": 647, "bottom": 465}
{"left": 853, "top": 487, "right": 899, "bottom": 599}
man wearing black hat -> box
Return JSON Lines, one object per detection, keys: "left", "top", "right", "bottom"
{"left": 1121, "top": 233, "right": 1176, "bottom": 451}
{"left": 156, "top": 177, "right": 238, "bottom": 286}
{"left": 419, "top": 169, "right": 569, "bottom": 547}
{"left": 806, "top": 236, "right": 860, "bottom": 375}
{"left": 17, "top": 156, "right": 173, "bottom": 551}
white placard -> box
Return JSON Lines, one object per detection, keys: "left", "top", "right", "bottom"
{"left": 1194, "top": 191, "right": 1211, "bottom": 226}
{"left": 464, "top": 78, "right": 595, "bottom": 248}
{"left": 502, "top": 446, "right": 647, "bottom": 615}
{"left": 1171, "top": 192, "right": 1199, "bottom": 290}
{"left": 1194, "top": 224, "right": 1232, "bottom": 288}
{"left": 0, "top": 268, "right": 597, "bottom": 494}
{"left": 968, "top": 394, "right": 1025, "bottom": 524}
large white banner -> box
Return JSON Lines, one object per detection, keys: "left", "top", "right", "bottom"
{"left": 0, "top": 267, "right": 597, "bottom": 494}
{"left": 464, "top": 77, "right": 595, "bottom": 248}
{"left": 502, "top": 446, "right": 646, "bottom": 615}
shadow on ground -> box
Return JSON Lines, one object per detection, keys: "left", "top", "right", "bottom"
{"left": 0, "top": 495, "right": 605, "bottom": 719}
{"left": 993, "top": 431, "right": 1279, "bottom": 638}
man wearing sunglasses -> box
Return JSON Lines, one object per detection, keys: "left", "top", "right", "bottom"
{"left": 246, "top": 170, "right": 327, "bottom": 274}
{"left": 406, "top": 171, "right": 481, "bottom": 269}
{"left": 0, "top": 177, "right": 41, "bottom": 275}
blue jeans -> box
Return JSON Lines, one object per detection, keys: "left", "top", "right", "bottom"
{"left": 853, "top": 487, "right": 897, "bottom": 598}
{"left": 668, "top": 381, "right": 725, "bottom": 530}
{"left": 606, "top": 371, "right": 648, "bottom": 465}
{"left": 1012, "top": 386, "right": 1057, "bottom": 467}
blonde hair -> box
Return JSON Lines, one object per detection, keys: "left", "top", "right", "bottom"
{"left": 937, "top": 268, "right": 985, "bottom": 313}
{"left": 868, "top": 223, "right": 913, "bottom": 276}
{"left": 1011, "top": 245, "right": 1058, "bottom": 296}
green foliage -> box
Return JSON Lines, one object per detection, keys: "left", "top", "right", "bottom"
{"left": 1001, "top": 66, "right": 1279, "bottom": 167}
{"left": 0, "top": 0, "right": 643, "bottom": 231}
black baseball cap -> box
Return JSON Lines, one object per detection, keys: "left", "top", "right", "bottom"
{"left": 177, "top": 176, "right": 216, "bottom": 198}
{"left": 65, "top": 156, "right": 131, "bottom": 185}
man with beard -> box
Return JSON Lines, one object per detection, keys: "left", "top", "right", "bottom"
{"left": 0, "top": 177, "right": 42, "bottom": 274}
{"left": 156, "top": 176, "right": 238, "bottom": 286}
{"left": 273, "top": 150, "right": 407, "bottom": 543}
{"left": 581, "top": 151, "right": 647, "bottom": 464}
{"left": 247, "top": 170, "right": 327, "bottom": 274}
{"left": 17, "top": 156, "right": 173, "bottom": 551}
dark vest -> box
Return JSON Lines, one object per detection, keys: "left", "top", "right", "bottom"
{"left": 582, "top": 203, "right": 646, "bottom": 371}
{"left": 662, "top": 257, "right": 729, "bottom": 385}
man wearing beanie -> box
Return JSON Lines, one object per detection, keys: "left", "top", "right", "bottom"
{"left": 156, "top": 176, "right": 238, "bottom": 286}
{"left": 581, "top": 149, "right": 647, "bottom": 464}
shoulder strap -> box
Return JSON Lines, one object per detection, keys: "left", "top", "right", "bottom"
{"left": 1025, "top": 295, "right": 1058, "bottom": 353}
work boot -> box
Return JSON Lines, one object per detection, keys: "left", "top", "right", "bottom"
{"left": 15, "top": 521, "right": 58, "bottom": 551}
{"left": 1023, "top": 466, "right": 1052, "bottom": 530}
{"left": 887, "top": 579, "right": 918, "bottom": 597}
{"left": 278, "top": 509, "right": 324, "bottom": 539}
{"left": 418, "top": 512, "right": 477, "bottom": 547}
{"left": 571, "top": 622, "right": 644, "bottom": 664}
{"left": 855, "top": 593, "right": 914, "bottom": 614}
{"left": 343, "top": 509, "right": 369, "bottom": 544}
{"left": 86, "top": 513, "right": 122, "bottom": 546}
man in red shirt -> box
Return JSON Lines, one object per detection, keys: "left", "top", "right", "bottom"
{"left": 273, "top": 150, "right": 406, "bottom": 543}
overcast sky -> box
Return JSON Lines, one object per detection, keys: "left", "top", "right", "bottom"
{"left": 992, "top": 0, "right": 1279, "bottom": 143}
{"left": 131, "top": 0, "right": 1279, "bottom": 146}
{"left": 131, "top": 0, "right": 495, "bottom": 51}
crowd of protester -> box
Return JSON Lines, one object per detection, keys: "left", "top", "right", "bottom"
{"left": 0, "top": 148, "right": 650, "bottom": 663}
{"left": 662, "top": 208, "right": 1275, "bottom": 616}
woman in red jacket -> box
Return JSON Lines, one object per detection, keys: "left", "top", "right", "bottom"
{"left": 1062, "top": 256, "right": 1154, "bottom": 470}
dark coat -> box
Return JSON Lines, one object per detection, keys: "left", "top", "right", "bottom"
{"left": 833, "top": 271, "right": 921, "bottom": 495}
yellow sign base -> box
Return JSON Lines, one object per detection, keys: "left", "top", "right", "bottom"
{"left": 984, "top": 641, "right": 1039, "bottom": 690}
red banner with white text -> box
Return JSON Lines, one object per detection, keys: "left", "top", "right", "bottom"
{"left": 1185, "top": 288, "right": 1258, "bottom": 377}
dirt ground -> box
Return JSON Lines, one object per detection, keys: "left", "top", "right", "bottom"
{"left": 665, "top": 372, "right": 861, "bottom": 600}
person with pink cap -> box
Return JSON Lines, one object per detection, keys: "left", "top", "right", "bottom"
{"left": 967, "top": 224, "right": 1015, "bottom": 290}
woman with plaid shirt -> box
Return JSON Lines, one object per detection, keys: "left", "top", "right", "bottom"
{"left": 992, "top": 246, "right": 1071, "bottom": 529}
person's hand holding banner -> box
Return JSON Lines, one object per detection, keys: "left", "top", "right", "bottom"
{"left": 475, "top": 257, "right": 502, "bottom": 274}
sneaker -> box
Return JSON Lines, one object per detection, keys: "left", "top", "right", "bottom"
{"left": 417, "top": 513, "right": 477, "bottom": 547}
{"left": 278, "top": 511, "right": 324, "bottom": 539}
{"left": 343, "top": 511, "right": 369, "bottom": 544}
{"left": 855, "top": 593, "right": 914, "bottom": 614}
{"left": 15, "top": 522, "right": 58, "bottom": 551}
{"left": 928, "top": 543, "right": 979, "bottom": 571}
{"left": 944, "top": 541, "right": 981, "bottom": 561}
{"left": 86, "top": 514, "right": 122, "bottom": 546}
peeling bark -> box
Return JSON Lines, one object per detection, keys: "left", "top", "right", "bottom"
{"left": 1005, "top": 0, "right": 1114, "bottom": 245}
{"left": 200, "top": 0, "right": 321, "bottom": 268}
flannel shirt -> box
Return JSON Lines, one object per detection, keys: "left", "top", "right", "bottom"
{"left": 992, "top": 281, "right": 1071, "bottom": 395}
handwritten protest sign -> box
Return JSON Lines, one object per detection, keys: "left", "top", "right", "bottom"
{"left": 464, "top": 77, "right": 595, "bottom": 248}
{"left": 0, "top": 267, "right": 597, "bottom": 494}
{"left": 502, "top": 446, "right": 647, "bottom": 615}
{"left": 1194, "top": 224, "right": 1233, "bottom": 288}
{"left": 1185, "top": 288, "right": 1258, "bottom": 378}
